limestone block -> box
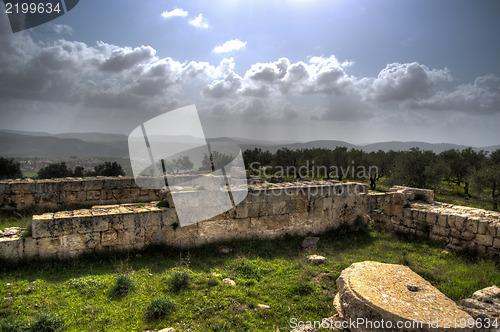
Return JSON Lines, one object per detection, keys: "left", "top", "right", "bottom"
{"left": 234, "top": 201, "right": 248, "bottom": 219}
{"left": 144, "top": 223, "right": 162, "bottom": 244}
{"left": 130, "top": 188, "right": 141, "bottom": 198}
{"left": 62, "top": 233, "right": 100, "bottom": 251}
{"left": 0, "top": 238, "right": 22, "bottom": 260}
{"left": 437, "top": 214, "right": 448, "bottom": 228}
{"left": 475, "top": 234, "right": 494, "bottom": 247}
{"left": 10, "top": 182, "right": 35, "bottom": 195}
{"left": 109, "top": 213, "right": 135, "bottom": 231}
{"left": 160, "top": 208, "right": 179, "bottom": 226}
{"left": 450, "top": 229, "right": 461, "bottom": 239}
{"left": 198, "top": 218, "right": 251, "bottom": 241}
{"left": 486, "top": 223, "right": 498, "bottom": 237}
{"left": 171, "top": 223, "right": 198, "bottom": 245}
{"left": 403, "top": 217, "right": 415, "bottom": 228}
{"left": 117, "top": 229, "right": 144, "bottom": 247}
{"left": 35, "top": 237, "right": 62, "bottom": 258}
{"left": 246, "top": 202, "right": 262, "bottom": 218}
{"left": 429, "top": 234, "right": 445, "bottom": 242}
{"left": 83, "top": 179, "right": 104, "bottom": 191}
{"left": 272, "top": 201, "right": 287, "bottom": 215}
{"left": 459, "top": 231, "right": 476, "bottom": 241}
{"left": 425, "top": 212, "right": 438, "bottom": 226}
{"left": 251, "top": 214, "right": 290, "bottom": 232}
{"left": 493, "top": 238, "right": 500, "bottom": 249}
{"left": 32, "top": 213, "right": 74, "bottom": 238}
{"left": 103, "top": 178, "right": 122, "bottom": 190}
{"left": 414, "top": 210, "right": 427, "bottom": 222}
{"left": 101, "top": 229, "right": 118, "bottom": 247}
{"left": 477, "top": 221, "right": 489, "bottom": 235}
{"left": 460, "top": 285, "right": 500, "bottom": 322}
{"left": 285, "top": 199, "right": 307, "bottom": 214}
{"left": 403, "top": 208, "right": 412, "bottom": 219}
{"left": 432, "top": 225, "right": 450, "bottom": 236}
{"left": 465, "top": 218, "right": 479, "bottom": 234}
{"left": 334, "top": 261, "right": 471, "bottom": 331}
{"left": 74, "top": 216, "right": 107, "bottom": 234}
{"left": 86, "top": 190, "right": 101, "bottom": 201}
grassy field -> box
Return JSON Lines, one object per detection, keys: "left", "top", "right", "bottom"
{"left": 1, "top": 225, "right": 499, "bottom": 332}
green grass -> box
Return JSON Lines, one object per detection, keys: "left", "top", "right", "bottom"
{"left": 0, "top": 212, "right": 31, "bottom": 231}
{"left": 1, "top": 226, "right": 499, "bottom": 331}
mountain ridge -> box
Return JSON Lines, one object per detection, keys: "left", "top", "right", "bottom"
{"left": 0, "top": 130, "right": 498, "bottom": 158}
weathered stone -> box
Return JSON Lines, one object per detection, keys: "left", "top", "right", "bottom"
{"left": 307, "top": 255, "right": 326, "bottom": 263}
{"left": 334, "top": 261, "right": 473, "bottom": 331}
{"left": 460, "top": 285, "right": 500, "bottom": 321}
{"left": 302, "top": 237, "right": 320, "bottom": 250}
{"left": 222, "top": 278, "right": 236, "bottom": 286}
{"left": 475, "top": 234, "right": 494, "bottom": 247}
{"left": 0, "top": 238, "right": 22, "bottom": 259}
{"left": 1, "top": 227, "right": 23, "bottom": 237}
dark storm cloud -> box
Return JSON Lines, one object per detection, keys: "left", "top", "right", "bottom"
{"left": 99, "top": 46, "right": 157, "bottom": 72}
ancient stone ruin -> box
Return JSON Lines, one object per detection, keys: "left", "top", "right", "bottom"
{"left": 1, "top": 177, "right": 499, "bottom": 330}
{"left": 1, "top": 177, "right": 500, "bottom": 261}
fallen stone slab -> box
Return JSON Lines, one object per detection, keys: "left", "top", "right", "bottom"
{"left": 460, "top": 285, "right": 500, "bottom": 323}
{"left": 334, "top": 261, "right": 474, "bottom": 331}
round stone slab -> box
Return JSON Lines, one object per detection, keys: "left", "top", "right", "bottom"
{"left": 334, "top": 261, "right": 473, "bottom": 331}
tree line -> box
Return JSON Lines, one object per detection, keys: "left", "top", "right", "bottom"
{"left": 243, "top": 147, "right": 500, "bottom": 211}
{"left": 0, "top": 158, "right": 125, "bottom": 180}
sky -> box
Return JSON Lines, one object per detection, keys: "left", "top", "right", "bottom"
{"left": 0, "top": 0, "right": 499, "bottom": 146}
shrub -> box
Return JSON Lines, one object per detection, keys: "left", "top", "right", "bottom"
{"left": 110, "top": 275, "right": 133, "bottom": 296}
{"left": 0, "top": 319, "right": 25, "bottom": 332}
{"left": 0, "top": 157, "right": 22, "bottom": 180}
{"left": 37, "top": 162, "right": 73, "bottom": 179}
{"left": 232, "top": 259, "right": 263, "bottom": 281}
{"left": 29, "top": 313, "right": 64, "bottom": 332}
{"left": 67, "top": 276, "right": 106, "bottom": 294}
{"left": 168, "top": 270, "right": 191, "bottom": 291}
{"left": 145, "top": 296, "right": 176, "bottom": 320}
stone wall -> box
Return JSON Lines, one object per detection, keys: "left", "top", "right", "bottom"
{"left": 368, "top": 187, "right": 500, "bottom": 260}
{"left": 0, "top": 182, "right": 368, "bottom": 260}
{"left": 0, "top": 176, "right": 208, "bottom": 211}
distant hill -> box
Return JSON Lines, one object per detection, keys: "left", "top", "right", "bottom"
{"left": 0, "top": 132, "right": 129, "bottom": 158}
{"left": 0, "top": 130, "right": 498, "bottom": 158}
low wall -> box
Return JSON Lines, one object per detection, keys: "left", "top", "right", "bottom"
{"left": 0, "top": 175, "right": 223, "bottom": 211}
{"left": 0, "top": 182, "right": 368, "bottom": 260}
{"left": 369, "top": 187, "right": 500, "bottom": 260}
{"left": 0, "top": 177, "right": 160, "bottom": 211}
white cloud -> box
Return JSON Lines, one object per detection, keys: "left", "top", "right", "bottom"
{"left": 361, "top": 62, "right": 452, "bottom": 102}
{"left": 189, "top": 14, "right": 210, "bottom": 29}
{"left": 213, "top": 39, "right": 247, "bottom": 53}
{"left": 51, "top": 24, "right": 73, "bottom": 35}
{"left": 161, "top": 8, "right": 188, "bottom": 18}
